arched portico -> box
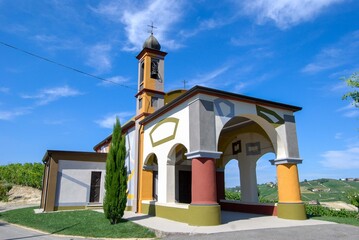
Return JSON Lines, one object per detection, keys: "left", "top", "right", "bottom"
{"left": 217, "top": 116, "right": 275, "bottom": 202}
{"left": 216, "top": 114, "right": 305, "bottom": 219}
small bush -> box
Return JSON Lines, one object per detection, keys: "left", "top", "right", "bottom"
{"left": 0, "top": 182, "right": 12, "bottom": 202}
{"left": 347, "top": 192, "right": 359, "bottom": 207}
{"left": 225, "top": 190, "right": 241, "bottom": 200}
{"left": 259, "top": 196, "right": 277, "bottom": 203}
{"left": 305, "top": 204, "right": 358, "bottom": 219}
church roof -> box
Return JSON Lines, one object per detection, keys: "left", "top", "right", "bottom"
{"left": 142, "top": 33, "right": 161, "bottom": 50}
{"left": 140, "top": 85, "right": 302, "bottom": 126}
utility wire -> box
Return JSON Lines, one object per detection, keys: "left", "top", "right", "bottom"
{"left": 0, "top": 40, "right": 136, "bottom": 91}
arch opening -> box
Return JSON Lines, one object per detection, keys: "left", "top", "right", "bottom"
{"left": 256, "top": 152, "right": 277, "bottom": 203}
{"left": 218, "top": 116, "right": 276, "bottom": 204}
{"left": 143, "top": 153, "right": 158, "bottom": 201}
{"left": 224, "top": 159, "right": 241, "bottom": 200}
{"left": 167, "top": 144, "right": 190, "bottom": 203}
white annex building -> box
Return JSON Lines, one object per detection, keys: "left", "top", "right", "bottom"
{"left": 41, "top": 34, "right": 306, "bottom": 226}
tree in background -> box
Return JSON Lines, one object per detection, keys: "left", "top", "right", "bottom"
{"left": 342, "top": 72, "right": 359, "bottom": 107}
{"left": 103, "top": 118, "right": 127, "bottom": 224}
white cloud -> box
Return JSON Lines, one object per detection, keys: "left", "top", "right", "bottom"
{"left": 86, "top": 43, "right": 112, "bottom": 73}
{"left": 22, "top": 85, "right": 82, "bottom": 106}
{"left": 98, "top": 75, "right": 129, "bottom": 87}
{"left": 335, "top": 132, "right": 343, "bottom": 140}
{"left": 302, "top": 30, "right": 359, "bottom": 74}
{"left": 320, "top": 146, "right": 359, "bottom": 169}
{"left": 330, "top": 81, "right": 347, "bottom": 92}
{"left": 91, "top": 0, "right": 185, "bottom": 51}
{"left": 337, "top": 102, "right": 359, "bottom": 118}
{"left": 180, "top": 17, "right": 233, "bottom": 38}
{"left": 32, "top": 34, "right": 81, "bottom": 51}
{"left": 240, "top": 0, "right": 345, "bottom": 29}
{"left": 0, "top": 108, "right": 31, "bottom": 120}
{"left": 188, "top": 65, "right": 231, "bottom": 88}
{"left": 95, "top": 112, "right": 134, "bottom": 129}
{"left": 0, "top": 87, "right": 9, "bottom": 93}
{"left": 234, "top": 82, "right": 250, "bottom": 92}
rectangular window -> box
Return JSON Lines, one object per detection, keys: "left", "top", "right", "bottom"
{"left": 138, "top": 98, "right": 143, "bottom": 109}
{"left": 151, "top": 96, "right": 158, "bottom": 108}
{"left": 139, "top": 61, "right": 144, "bottom": 85}
{"left": 90, "top": 171, "right": 101, "bottom": 203}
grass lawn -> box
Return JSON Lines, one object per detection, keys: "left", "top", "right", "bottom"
{"left": 0, "top": 207, "right": 155, "bottom": 238}
{"left": 312, "top": 216, "right": 359, "bottom": 226}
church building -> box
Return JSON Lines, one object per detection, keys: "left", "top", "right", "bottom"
{"left": 40, "top": 33, "right": 306, "bottom": 226}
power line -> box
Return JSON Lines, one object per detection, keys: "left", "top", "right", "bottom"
{"left": 0, "top": 40, "right": 136, "bottom": 91}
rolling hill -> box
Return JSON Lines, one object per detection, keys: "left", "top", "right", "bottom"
{"left": 233, "top": 179, "right": 359, "bottom": 203}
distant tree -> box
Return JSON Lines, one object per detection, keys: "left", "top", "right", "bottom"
{"left": 103, "top": 118, "right": 127, "bottom": 224}
{"left": 342, "top": 72, "right": 359, "bottom": 107}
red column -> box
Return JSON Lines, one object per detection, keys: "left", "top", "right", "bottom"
{"left": 191, "top": 158, "right": 217, "bottom": 204}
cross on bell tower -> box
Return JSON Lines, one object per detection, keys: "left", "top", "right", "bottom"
{"left": 147, "top": 22, "right": 157, "bottom": 35}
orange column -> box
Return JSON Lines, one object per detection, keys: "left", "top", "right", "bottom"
{"left": 137, "top": 125, "right": 154, "bottom": 213}
{"left": 277, "top": 164, "right": 302, "bottom": 202}
{"left": 275, "top": 162, "right": 307, "bottom": 220}
{"left": 191, "top": 158, "right": 217, "bottom": 204}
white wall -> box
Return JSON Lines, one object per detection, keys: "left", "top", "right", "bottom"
{"left": 125, "top": 126, "right": 136, "bottom": 207}
{"left": 55, "top": 160, "right": 106, "bottom": 207}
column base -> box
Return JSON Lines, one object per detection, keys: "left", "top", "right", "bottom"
{"left": 188, "top": 204, "right": 221, "bottom": 226}
{"left": 277, "top": 202, "right": 307, "bottom": 220}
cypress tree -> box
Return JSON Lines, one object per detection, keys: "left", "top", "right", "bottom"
{"left": 104, "top": 117, "right": 127, "bottom": 224}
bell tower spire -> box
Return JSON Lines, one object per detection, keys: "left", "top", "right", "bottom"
{"left": 135, "top": 31, "right": 167, "bottom": 118}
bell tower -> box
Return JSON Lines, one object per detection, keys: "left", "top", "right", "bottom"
{"left": 134, "top": 32, "right": 167, "bottom": 213}
{"left": 135, "top": 33, "right": 167, "bottom": 118}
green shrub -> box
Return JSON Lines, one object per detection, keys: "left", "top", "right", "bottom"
{"left": 347, "top": 191, "right": 359, "bottom": 207}
{"left": 0, "top": 163, "right": 43, "bottom": 189}
{"left": 305, "top": 204, "right": 358, "bottom": 218}
{"left": 259, "top": 196, "right": 277, "bottom": 203}
{"left": 225, "top": 190, "right": 241, "bottom": 200}
{"left": 0, "top": 182, "right": 12, "bottom": 201}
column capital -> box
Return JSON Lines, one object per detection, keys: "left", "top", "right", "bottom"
{"left": 185, "top": 150, "right": 222, "bottom": 159}
{"left": 269, "top": 157, "right": 303, "bottom": 165}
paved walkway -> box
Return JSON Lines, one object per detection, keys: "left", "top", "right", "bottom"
{"left": 163, "top": 224, "right": 359, "bottom": 240}
{"left": 122, "top": 210, "right": 334, "bottom": 234}
{"left": 1, "top": 208, "right": 358, "bottom": 240}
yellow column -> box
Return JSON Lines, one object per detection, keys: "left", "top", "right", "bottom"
{"left": 137, "top": 125, "right": 154, "bottom": 213}
{"left": 276, "top": 163, "right": 306, "bottom": 220}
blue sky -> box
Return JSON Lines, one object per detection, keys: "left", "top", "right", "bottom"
{"left": 0, "top": 0, "right": 358, "bottom": 187}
